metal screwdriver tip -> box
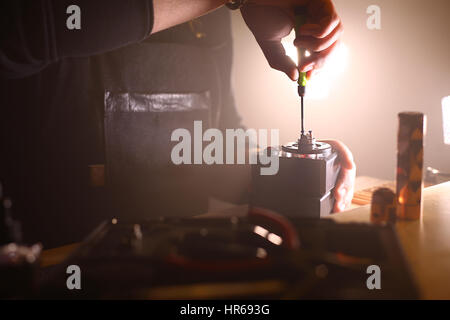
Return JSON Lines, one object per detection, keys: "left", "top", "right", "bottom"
{"left": 301, "top": 95, "right": 305, "bottom": 135}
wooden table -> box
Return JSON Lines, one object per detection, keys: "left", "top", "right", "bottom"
{"left": 328, "top": 181, "right": 450, "bottom": 299}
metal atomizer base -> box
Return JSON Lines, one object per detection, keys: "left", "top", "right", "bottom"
{"left": 282, "top": 131, "right": 332, "bottom": 157}
{"left": 251, "top": 131, "right": 341, "bottom": 218}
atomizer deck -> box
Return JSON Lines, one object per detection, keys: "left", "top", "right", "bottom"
{"left": 282, "top": 131, "right": 332, "bottom": 157}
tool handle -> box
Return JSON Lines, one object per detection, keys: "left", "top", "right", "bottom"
{"left": 294, "top": 8, "right": 308, "bottom": 89}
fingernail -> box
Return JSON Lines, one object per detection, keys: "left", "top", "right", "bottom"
{"left": 292, "top": 69, "right": 299, "bottom": 81}
{"left": 300, "top": 63, "right": 314, "bottom": 73}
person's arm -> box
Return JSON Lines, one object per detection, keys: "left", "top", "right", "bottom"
{"left": 1, "top": 0, "right": 342, "bottom": 80}
{"left": 152, "top": 0, "right": 227, "bottom": 34}
{"left": 0, "top": 0, "right": 227, "bottom": 79}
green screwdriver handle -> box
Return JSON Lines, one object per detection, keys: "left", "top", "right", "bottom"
{"left": 295, "top": 8, "right": 308, "bottom": 89}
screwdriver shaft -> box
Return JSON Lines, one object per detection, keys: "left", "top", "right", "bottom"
{"left": 301, "top": 95, "right": 304, "bottom": 135}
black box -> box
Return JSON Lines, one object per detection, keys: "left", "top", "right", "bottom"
{"left": 251, "top": 149, "right": 341, "bottom": 218}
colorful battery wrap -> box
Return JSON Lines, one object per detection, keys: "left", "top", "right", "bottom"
{"left": 370, "top": 187, "right": 396, "bottom": 225}
{"left": 396, "top": 112, "right": 425, "bottom": 220}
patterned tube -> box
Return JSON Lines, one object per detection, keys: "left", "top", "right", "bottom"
{"left": 371, "top": 187, "right": 396, "bottom": 224}
{"left": 396, "top": 112, "right": 425, "bottom": 220}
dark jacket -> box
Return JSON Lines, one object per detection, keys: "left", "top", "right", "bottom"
{"left": 0, "top": 2, "right": 246, "bottom": 248}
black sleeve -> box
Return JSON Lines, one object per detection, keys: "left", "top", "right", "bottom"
{"left": 0, "top": 0, "right": 154, "bottom": 79}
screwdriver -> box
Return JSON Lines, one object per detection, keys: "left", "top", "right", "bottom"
{"left": 294, "top": 7, "right": 308, "bottom": 136}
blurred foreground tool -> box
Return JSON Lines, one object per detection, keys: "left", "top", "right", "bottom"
{"left": 0, "top": 182, "right": 22, "bottom": 245}
{"left": 0, "top": 182, "right": 42, "bottom": 299}
{"left": 396, "top": 112, "right": 425, "bottom": 220}
{"left": 40, "top": 213, "right": 418, "bottom": 299}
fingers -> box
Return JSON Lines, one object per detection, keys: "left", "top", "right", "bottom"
{"left": 295, "top": 0, "right": 343, "bottom": 74}
{"left": 258, "top": 40, "right": 299, "bottom": 81}
{"left": 333, "top": 168, "right": 356, "bottom": 213}
{"left": 295, "top": 21, "right": 343, "bottom": 53}
{"left": 333, "top": 184, "right": 347, "bottom": 213}
{"left": 241, "top": 0, "right": 342, "bottom": 80}
{"left": 322, "top": 140, "right": 356, "bottom": 171}
{"left": 298, "top": 34, "right": 340, "bottom": 73}
{"left": 299, "top": 0, "right": 341, "bottom": 38}
{"left": 241, "top": 4, "right": 299, "bottom": 81}
{"left": 299, "top": 13, "right": 340, "bottom": 38}
{"left": 321, "top": 140, "right": 356, "bottom": 213}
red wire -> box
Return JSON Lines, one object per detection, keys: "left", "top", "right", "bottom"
{"left": 163, "top": 207, "right": 300, "bottom": 272}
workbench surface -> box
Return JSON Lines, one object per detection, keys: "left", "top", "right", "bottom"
{"left": 328, "top": 181, "right": 450, "bottom": 299}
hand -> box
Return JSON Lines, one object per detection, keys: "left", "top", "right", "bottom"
{"left": 241, "top": 0, "right": 343, "bottom": 80}
{"left": 322, "top": 140, "right": 356, "bottom": 213}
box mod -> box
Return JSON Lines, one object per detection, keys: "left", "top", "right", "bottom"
{"left": 251, "top": 132, "right": 341, "bottom": 218}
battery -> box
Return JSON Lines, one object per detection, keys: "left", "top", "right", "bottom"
{"left": 396, "top": 112, "right": 425, "bottom": 220}
{"left": 370, "top": 187, "right": 396, "bottom": 225}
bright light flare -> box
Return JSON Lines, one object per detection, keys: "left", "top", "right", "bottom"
{"left": 253, "top": 226, "right": 283, "bottom": 246}
{"left": 256, "top": 248, "right": 268, "bottom": 259}
{"left": 267, "top": 233, "right": 283, "bottom": 246}
{"left": 442, "top": 96, "right": 450, "bottom": 145}
{"left": 253, "top": 225, "right": 269, "bottom": 238}
{"left": 281, "top": 30, "right": 349, "bottom": 100}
